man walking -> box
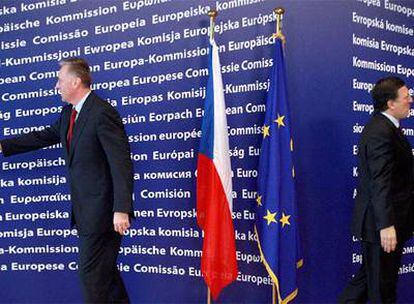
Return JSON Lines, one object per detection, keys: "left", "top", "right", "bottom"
{"left": 340, "top": 76, "right": 414, "bottom": 303}
{"left": 0, "top": 58, "right": 134, "bottom": 303}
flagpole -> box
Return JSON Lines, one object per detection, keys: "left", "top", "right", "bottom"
{"left": 207, "top": 11, "right": 218, "bottom": 304}
{"left": 273, "top": 7, "right": 286, "bottom": 43}
{"left": 206, "top": 10, "right": 217, "bottom": 303}
{"left": 208, "top": 9, "right": 217, "bottom": 40}
{"left": 272, "top": 8, "right": 286, "bottom": 304}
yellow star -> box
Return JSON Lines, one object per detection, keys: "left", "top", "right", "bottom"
{"left": 275, "top": 114, "right": 286, "bottom": 128}
{"left": 263, "top": 125, "right": 270, "bottom": 138}
{"left": 280, "top": 212, "right": 291, "bottom": 228}
{"left": 256, "top": 195, "right": 262, "bottom": 206}
{"left": 292, "top": 166, "right": 295, "bottom": 178}
{"left": 263, "top": 210, "right": 277, "bottom": 226}
{"left": 290, "top": 138, "right": 294, "bottom": 152}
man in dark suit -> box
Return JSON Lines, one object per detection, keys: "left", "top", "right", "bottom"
{"left": 0, "top": 58, "right": 134, "bottom": 303}
{"left": 340, "top": 77, "right": 414, "bottom": 303}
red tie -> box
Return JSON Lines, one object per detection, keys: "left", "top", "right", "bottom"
{"left": 67, "top": 109, "right": 77, "bottom": 149}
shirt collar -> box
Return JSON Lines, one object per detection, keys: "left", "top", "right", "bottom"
{"left": 381, "top": 111, "right": 400, "bottom": 128}
{"left": 73, "top": 91, "right": 91, "bottom": 114}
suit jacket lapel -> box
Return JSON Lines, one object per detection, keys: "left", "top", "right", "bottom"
{"left": 61, "top": 106, "right": 72, "bottom": 160}
{"left": 396, "top": 128, "right": 412, "bottom": 152}
{"left": 379, "top": 114, "right": 412, "bottom": 153}
{"left": 68, "top": 93, "right": 94, "bottom": 166}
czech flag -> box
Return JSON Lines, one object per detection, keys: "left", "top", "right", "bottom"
{"left": 196, "top": 38, "right": 238, "bottom": 300}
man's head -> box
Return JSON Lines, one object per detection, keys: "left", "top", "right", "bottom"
{"left": 372, "top": 76, "right": 412, "bottom": 120}
{"left": 55, "top": 58, "right": 91, "bottom": 105}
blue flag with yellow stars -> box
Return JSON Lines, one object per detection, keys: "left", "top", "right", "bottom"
{"left": 255, "top": 36, "right": 303, "bottom": 304}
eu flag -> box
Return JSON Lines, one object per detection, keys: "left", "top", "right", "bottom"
{"left": 255, "top": 37, "right": 303, "bottom": 304}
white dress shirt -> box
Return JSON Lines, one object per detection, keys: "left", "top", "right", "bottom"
{"left": 73, "top": 91, "right": 91, "bottom": 121}
{"left": 381, "top": 111, "right": 400, "bottom": 128}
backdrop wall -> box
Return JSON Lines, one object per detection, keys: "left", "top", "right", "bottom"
{"left": 1, "top": 0, "right": 414, "bottom": 302}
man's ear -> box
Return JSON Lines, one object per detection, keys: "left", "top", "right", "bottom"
{"left": 73, "top": 77, "right": 82, "bottom": 88}
{"left": 386, "top": 99, "right": 394, "bottom": 111}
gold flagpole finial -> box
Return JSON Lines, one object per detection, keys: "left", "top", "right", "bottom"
{"left": 273, "top": 7, "right": 286, "bottom": 43}
{"left": 208, "top": 9, "right": 218, "bottom": 40}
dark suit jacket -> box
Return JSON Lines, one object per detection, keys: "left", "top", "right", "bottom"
{"left": 352, "top": 112, "right": 414, "bottom": 243}
{"left": 1, "top": 92, "right": 134, "bottom": 235}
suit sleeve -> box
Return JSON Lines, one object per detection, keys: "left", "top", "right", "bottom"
{"left": 367, "top": 134, "right": 395, "bottom": 231}
{"left": 96, "top": 107, "right": 134, "bottom": 214}
{"left": 1, "top": 117, "right": 61, "bottom": 157}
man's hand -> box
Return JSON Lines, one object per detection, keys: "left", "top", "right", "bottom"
{"left": 380, "top": 225, "right": 397, "bottom": 253}
{"left": 113, "top": 212, "right": 130, "bottom": 235}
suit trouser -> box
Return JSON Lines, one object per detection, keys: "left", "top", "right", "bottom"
{"left": 79, "top": 231, "right": 129, "bottom": 304}
{"left": 339, "top": 241, "right": 403, "bottom": 304}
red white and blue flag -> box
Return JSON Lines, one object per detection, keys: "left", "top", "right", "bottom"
{"left": 196, "top": 38, "right": 238, "bottom": 300}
